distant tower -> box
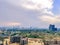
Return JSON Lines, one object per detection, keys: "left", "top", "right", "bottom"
{"left": 49, "top": 24, "right": 55, "bottom": 30}
{"left": 49, "top": 24, "right": 57, "bottom": 31}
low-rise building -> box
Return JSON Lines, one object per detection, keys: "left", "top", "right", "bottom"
{"left": 3, "top": 37, "right": 44, "bottom": 45}
{"left": 0, "top": 41, "right": 3, "bottom": 45}
{"left": 28, "top": 38, "right": 44, "bottom": 45}
{"left": 4, "top": 36, "right": 60, "bottom": 45}
{"left": 3, "top": 36, "right": 20, "bottom": 45}
{"left": 20, "top": 37, "right": 28, "bottom": 45}
{"left": 3, "top": 37, "right": 10, "bottom": 45}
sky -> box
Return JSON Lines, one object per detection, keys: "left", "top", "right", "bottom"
{"left": 0, "top": 0, "right": 60, "bottom": 28}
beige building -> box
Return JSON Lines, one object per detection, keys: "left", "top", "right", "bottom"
{"left": 3, "top": 36, "right": 20, "bottom": 45}
{"left": 3, "top": 37, "right": 10, "bottom": 45}
{"left": 3, "top": 36, "right": 60, "bottom": 45}
{"left": 3, "top": 37, "right": 44, "bottom": 45}
{"left": 9, "top": 43, "right": 20, "bottom": 45}
{"left": 28, "top": 38, "right": 44, "bottom": 45}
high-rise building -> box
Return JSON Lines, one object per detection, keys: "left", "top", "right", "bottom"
{"left": 49, "top": 24, "right": 57, "bottom": 31}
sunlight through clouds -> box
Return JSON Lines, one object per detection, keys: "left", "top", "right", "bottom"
{"left": 38, "top": 15, "right": 60, "bottom": 24}
{"left": 0, "top": 22, "right": 22, "bottom": 26}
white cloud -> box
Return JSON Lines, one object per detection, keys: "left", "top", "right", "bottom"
{"left": 6, "top": 0, "right": 54, "bottom": 15}
{"left": 38, "top": 15, "right": 60, "bottom": 24}
{"left": 2, "top": 0, "right": 60, "bottom": 27}
{"left": 6, "top": 0, "right": 53, "bottom": 10}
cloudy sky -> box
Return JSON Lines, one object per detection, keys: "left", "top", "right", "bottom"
{"left": 0, "top": 0, "right": 60, "bottom": 28}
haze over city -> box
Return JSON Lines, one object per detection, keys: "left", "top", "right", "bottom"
{"left": 0, "top": 0, "right": 60, "bottom": 28}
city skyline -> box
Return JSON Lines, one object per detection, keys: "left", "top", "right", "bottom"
{"left": 0, "top": 0, "right": 60, "bottom": 28}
